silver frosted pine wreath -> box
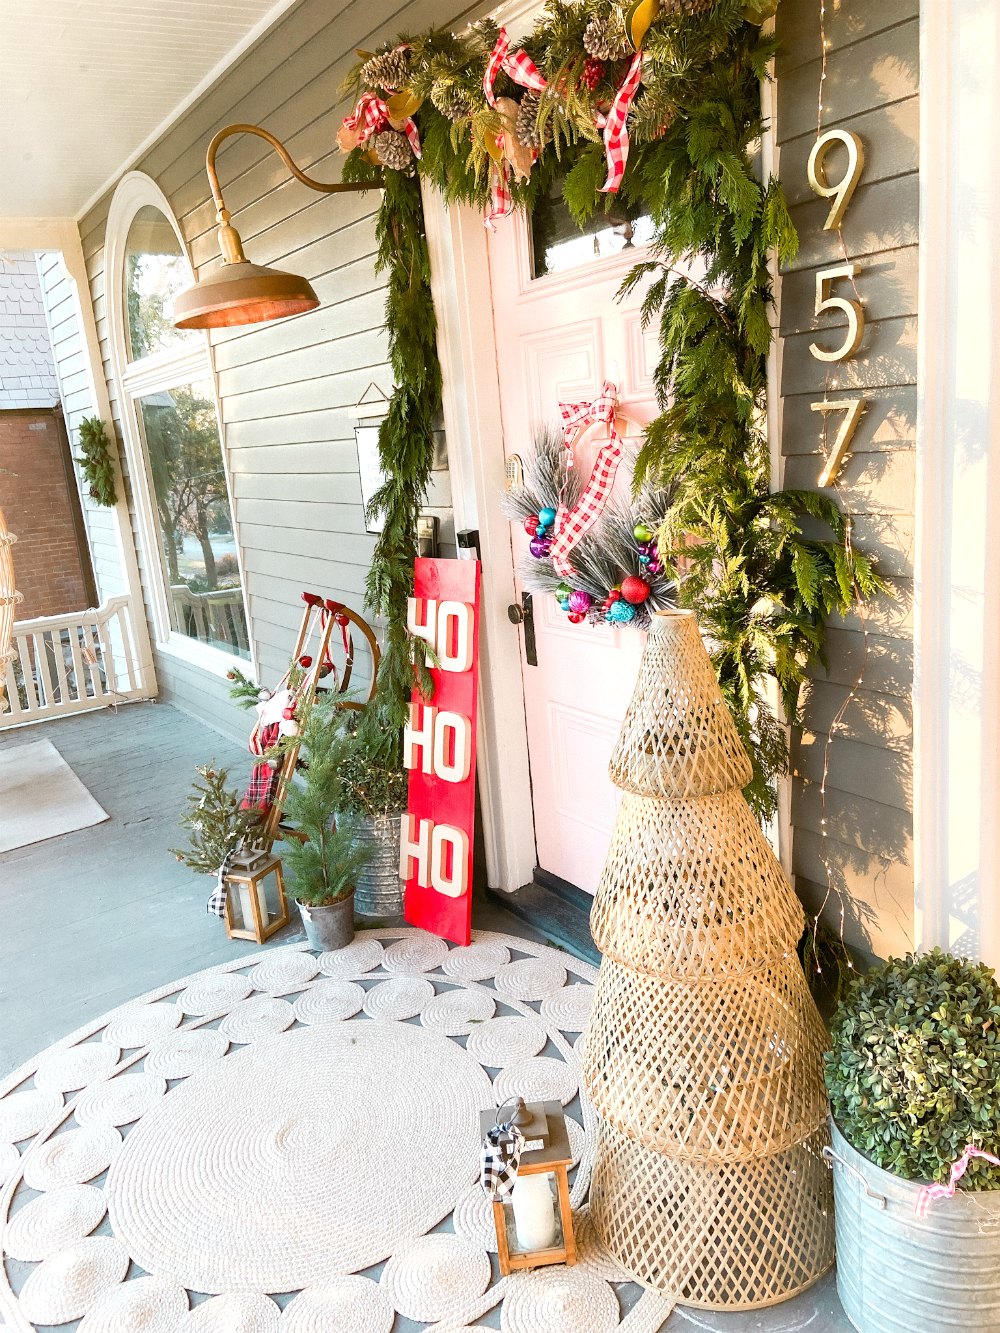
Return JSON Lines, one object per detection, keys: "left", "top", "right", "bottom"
{"left": 582, "top": 14, "right": 630, "bottom": 60}
{"left": 361, "top": 46, "right": 410, "bottom": 92}
{"left": 373, "top": 130, "right": 412, "bottom": 171}
{"left": 431, "top": 80, "right": 472, "bottom": 123}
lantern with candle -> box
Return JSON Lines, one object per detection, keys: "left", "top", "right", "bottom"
{"left": 479, "top": 1098, "right": 576, "bottom": 1275}
{"left": 222, "top": 848, "right": 290, "bottom": 944}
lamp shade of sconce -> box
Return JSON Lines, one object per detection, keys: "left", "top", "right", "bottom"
{"left": 173, "top": 260, "right": 319, "bottom": 330}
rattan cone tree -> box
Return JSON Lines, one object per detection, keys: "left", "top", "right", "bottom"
{"left": 581, "top": 610, "right": 834, "bottom": 1311}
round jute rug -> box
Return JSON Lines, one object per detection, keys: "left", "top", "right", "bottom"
{"left": 0, "top": 929, "right": 674, "bottom": 1332}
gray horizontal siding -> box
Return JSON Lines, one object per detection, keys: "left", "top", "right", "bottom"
{"left": 776, "top": 0, "right": 918, "bottom": 959}
{"left": 78, "top": 0, "right": 479, "bottom": 743}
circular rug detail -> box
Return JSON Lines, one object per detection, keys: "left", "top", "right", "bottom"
{"left": 493, "top": 1056, "right": 578, "bottom": 1107}
{"left": 34, "top": 1042, "right": 121, "bottom": 1094}
{"left": 419, "top": 987, "right": 496, "bottom": 1036}
{"left": 379, "top": 1235, "right": 491, "bottom": 1323}
{"left": 16, "top": 1236, "right": 130, "bottom": 1325}
{"left": 144, "top": 1028, "right": 229, "bottom": 1078}
{"left": 176, "top": 973, "right": 253, "bottom": 1016}
{"left": 219, "top": 997, "right": 295, "bottom": 1043}
{"left": 0, "top": 1141, "right": 20, "bottom": 1184}
{"left": 573, "top": 1205, "right": 630, "bottom": 1283}
{"left": 281, "top": 1276, "right": 395, "bottom": 1332}
{"left": 500, "top": 1268, "right": 619, "bottom": 1333}
{"left": 180, "top": 1292, "right": 281, "bottom": 1331}
{"left": 102, "top": 1002, "right": 183, "bottom": 1049}
{"left": 464, "top": 1015, "right": 548, "bottom": 1066}
{"left": 247, "top": 952, "right": 319, "bottom": 994}
{"left": 362, "top": 975, "right": 435, "bottom": 1020}
{"left": 440, "top": 938, "right": 511, "bottom": 981}
{"left": 4, "top": 1185, "right": 107, "bottom": 1262}
{"left": 539, "top": 984, "right": 595, "bottom": 1032}
{"left": 0, "top": 1089, "right": 63, "bottom": 1143}
{"left": 292, "top": 979, "right": 365, "bottom": 1025}
{"left": 316, "top": 938, "right": 384, "bottom": 976}
{"left": 76, "top": 1274, "right": 189, "bottom": 1331}
{"left": 106, "top": 1021, "right": 492, "bottom": 1292}
{"left": 22, "top": 1124, "right": 122, "bottom": 1190}
{"left": 493, "top": 958, "right": 568, "bottom": 1002}
{"left": 452, "top": 1185, "right": 498, "bottom": 1252}
{"left": 74, "top": 1072, "right": 167, "bottom": 1128}
{"left": 382, "top": 931, "right": 449, "bottom": 974}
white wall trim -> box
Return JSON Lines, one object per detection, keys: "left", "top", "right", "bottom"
{"left": 421, "top": 179, "right": 536, "bottom": 893}
{"left": 915, "top": 1, "right": 1000, "bottom": 968}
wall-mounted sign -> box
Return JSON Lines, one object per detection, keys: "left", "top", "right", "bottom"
{"left": 355, "top": 424, "right": 387, "bottom": 534}
{"left": 400, "top": 557, "right": 481, "bottom": 946}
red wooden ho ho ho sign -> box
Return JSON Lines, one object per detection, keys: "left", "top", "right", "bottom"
{"left": 400, "top": 557, "right": 481, "bottom": 945}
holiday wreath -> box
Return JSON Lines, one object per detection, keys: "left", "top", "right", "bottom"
{"left": 337, "top": 0, "right": 883, "bottom": 820}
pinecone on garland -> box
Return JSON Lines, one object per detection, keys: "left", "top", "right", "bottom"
{"left": 360, "top": 46, "right": 409, "bottom": 92}
{"left": 515, "top": 92, "right": 551, "bottom": 149}
{"left": 583, "top": 14, "right": 629, "bottom": 60}
{"left": 431, "top": 80, "right": 472, "bottom": 123}
{"left": 660, "top": 0, "right": 718, "bottom": 14}
{"left": 373, "top": 129, "right": 412, "bottom": 170}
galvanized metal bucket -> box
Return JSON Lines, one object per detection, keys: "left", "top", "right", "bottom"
{"left": 351, "top": 810, "right": 404, "bottom": 918}
{"left": 296, "top": 891, "right": 355, "bottom": 952}
{"left": 827, "top": 1120, "right": 1000, "bottom": 1332}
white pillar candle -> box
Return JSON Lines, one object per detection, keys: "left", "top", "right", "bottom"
{"left": 238, "top": 881, "right": 269, "bottom": 928}
{"left": 511, "top": 1172, "right": 557, "bottom": 1251}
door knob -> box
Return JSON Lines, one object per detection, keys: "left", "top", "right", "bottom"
{"left": 507, "top": 601, "right": 526, "bottom": 625}
{"left": 507, "top": 594, "right": 537, "bottom": 667}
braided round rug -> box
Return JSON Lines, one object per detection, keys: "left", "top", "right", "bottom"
{"left": 0, "top": 929, "right": 675, "bottom": 1332}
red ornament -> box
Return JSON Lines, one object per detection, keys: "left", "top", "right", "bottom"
{"left": 334, "top": 611, "right": 349, "bottom": 626}
{"left": 298, "top": 654, "right": 313, "bottom": 668}
{"left": 620, "top": 575, "right": 652, "bottom": 604}
{"left": 568, "top": 611, "right": 586, "bottom": 624}
{"left": 318, "top": 663, "right": 333, "bottom": 678}
{"left": 581, "top": 57, "right": 604, "bottom": 91}
{"left": 524, "top": 514, "right": 540, "bottom": 536}
{"left": 282, "top": 706, "right": 296, "bottom": 720}
{"left": 609, "top": 589, "right": 622, "bottom": 602}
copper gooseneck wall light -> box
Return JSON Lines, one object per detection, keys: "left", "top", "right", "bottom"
{"left": 173, "top": 123, "right": 380, "bottom": 330}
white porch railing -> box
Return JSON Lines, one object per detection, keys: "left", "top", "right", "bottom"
{"left": 1, "top": 596, "right": 151, "bottom": 727}
{"left": 169, "top": 585, "right": 249, "bottom": 656}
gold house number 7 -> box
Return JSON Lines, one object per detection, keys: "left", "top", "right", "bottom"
{"left": 806, "top": 128, "right": 868, "bottom": 486}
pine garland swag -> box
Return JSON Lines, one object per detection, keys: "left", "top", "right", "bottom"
{"left": 75, "top": 416, "right": 117, "bottom": 508}
{"left": 338, "top": 0, "right": 885, "bottom": 821}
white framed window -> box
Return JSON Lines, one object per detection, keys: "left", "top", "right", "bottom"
{"left": 106, "top": 173, "right": 251, "bottom": 675}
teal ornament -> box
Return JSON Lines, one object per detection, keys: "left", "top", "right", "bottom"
{"left": 639, "top": 554, "right": 651, "bottom": 566}
{"left": 559, "top": 599, "right": 571, "bottom": 611}
{"left": 606, "top": 600, "right": 637, "bottom": 625}
{"left": 633, "top": 522, "right": 653, "bottom": 544}
{"left": 539, "top": 506, "right": 557, "bottom": 528}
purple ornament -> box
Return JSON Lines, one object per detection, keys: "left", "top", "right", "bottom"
{"left": 529, "top": 536, "right": 551, "bottom": 559}
{"left": 568, "top": 589, "right": 592, "bottom": 614}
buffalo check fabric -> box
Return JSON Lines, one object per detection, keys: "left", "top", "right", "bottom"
{"left": 550, "top": 381, "right": 624, "bottom": 576}
{"left": 483, "top": 26, "right": 547, "bottom": 108}
{"left": 343, "top": 90, "right": 422, "bottom": 157}
{"left": 481, "top": 1120, "right": 526, "bottom": 1200}
{"left": 598, "top": 51, "right": 644, "bottom": 193}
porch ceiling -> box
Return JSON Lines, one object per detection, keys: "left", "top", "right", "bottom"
{"left": 1, "top": 0, "right": 300, "bottom": 219}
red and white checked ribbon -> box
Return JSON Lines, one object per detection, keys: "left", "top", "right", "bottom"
{"left": 485, "top": 148, "right": 514, "bottom": 230}
{"left": 914, "top": 1145, "right": 1000, "bottom": 1219}
{"left": 550, "top": 381, "right": 623, "bottom": 577}
{"left": 342, "top": 91, "right": 422, "bottom": 158}
{"left": 483, "top": 26, "right": 547, "bottom": 108}
{"left": 596, "top": 51, "right": 643, "bottom": 193}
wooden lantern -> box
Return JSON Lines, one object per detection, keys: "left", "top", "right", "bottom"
{"left": 223, "top": 849, "right": 289, "bottom": 943}
{"left": 480, "top": 1099, "right": 576, "bottom": 1275}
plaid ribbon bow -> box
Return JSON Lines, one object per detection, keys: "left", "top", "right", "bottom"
{"left": 480, "top": 1120, "right": 526, "bottom": 1199}
{"left": 550, "top": 381, "right": 624, "bottom": 577}
{"left": 343, "top": 91, "right": 422, "bottom": 158}
{"left": 596, "top": 51, "right": 644, "bottom": 194}
{"left": 483, "top": 26, "right": 547, "bottom": 108}
{"left": 207, "top": 847, "right": 239, "bottom": 919}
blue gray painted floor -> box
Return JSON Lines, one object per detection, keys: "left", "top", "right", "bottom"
{"left": 0, "top": 701, "right": 852, "bottom": 1331}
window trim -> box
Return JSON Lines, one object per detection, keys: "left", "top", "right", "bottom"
{"left": 106, "top": 172, "right": 253, "bottom": 678}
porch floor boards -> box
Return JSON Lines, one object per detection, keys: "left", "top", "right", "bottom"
{"left": 0, "top": 700, "right": 850, "bottom": 1331}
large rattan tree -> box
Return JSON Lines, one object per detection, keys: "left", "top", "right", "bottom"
{"left": 581, "top": 610, "right": 834, "bottom": 1311}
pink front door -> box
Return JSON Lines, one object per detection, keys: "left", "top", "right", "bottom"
{"left": 487, "top": 214, "right": 659, "bottom": 894}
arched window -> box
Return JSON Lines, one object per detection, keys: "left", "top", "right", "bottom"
{"left": 107, "top": 175, "right": 249, "bottom": 667}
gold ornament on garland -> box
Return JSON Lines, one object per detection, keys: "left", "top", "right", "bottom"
{"left": 624, "top": 0, "right": 661, "bottom": 51}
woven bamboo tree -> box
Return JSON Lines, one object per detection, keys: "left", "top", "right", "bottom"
{"left": 581, "top": 610, "right": 834, "bottom": 1310}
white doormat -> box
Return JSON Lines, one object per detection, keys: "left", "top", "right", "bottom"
{"left": 0, "top": 929, "right": 677, "bottom": 1331}
{"left": 0, "top": 738, "right": 109, "bottom": 853}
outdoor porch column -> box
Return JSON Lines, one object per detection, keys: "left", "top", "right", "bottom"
{"left": 915, "top": 0, "right": 1000, "bottom": 967}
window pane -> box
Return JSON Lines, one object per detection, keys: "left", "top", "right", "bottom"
{"left": 530, "top": 184, "right": 654, "bottom": 279}
{"left": 136, "top": 382, "right": 249, "bottom": 659}
{"left": 124, "top": 206, "right": 195, "bottom": 359}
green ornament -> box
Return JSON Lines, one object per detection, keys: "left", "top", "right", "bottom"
{"left": 633, "top": 522, "right": 653, "bottom": 543}
{"left": 555, "top": 582, "right": 572, "bottom": 600}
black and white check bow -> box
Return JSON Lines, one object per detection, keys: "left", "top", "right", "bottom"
{"left": 206, "top": 849, "right": 238, "bottom": 919}
{"left": 480, "top": 1119, "right": 525, "bottom": 1199}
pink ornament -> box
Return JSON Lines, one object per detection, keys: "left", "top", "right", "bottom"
{"left": 529, "top": 536, "right": 551, "bottom": 559}
{"left": 568, "top": 589, "right": 593, "bottom": 614}
{"left": 620, "top": 575, "right": 652, "bottom": 604}
{"left": 524, "top": 514, "right": 540, "bottom": 536}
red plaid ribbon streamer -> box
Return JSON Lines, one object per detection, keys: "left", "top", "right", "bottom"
{"left": 343, "top": 91, "right": 421, "bottom": 158}
{"left": 483, "top": 27, "right": 547, "bottom": 108}
{"left": 597, "top": 51, "right": 643, "bottom": 193}
{"left": 242, "top": 721, "right": 281, "bottom": 813}
{"left": 550, "top": 381, "right": 623, "bottom": 576}
{"left": 486, "top": 148, "right": 513, "bottom": 230}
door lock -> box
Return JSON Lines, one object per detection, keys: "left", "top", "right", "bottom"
{"left": 507, "top": 593, "right": 537, "bottom": 667}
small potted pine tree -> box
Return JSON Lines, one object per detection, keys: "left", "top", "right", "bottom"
{"left": 172, "top": 765, "right": 260, "bottom": 891}
{"left": 280, "top": 696, "right": 372, "bottom": 951}
{"left": 824, "top": 947, "right": 1000, "bottom": 1331}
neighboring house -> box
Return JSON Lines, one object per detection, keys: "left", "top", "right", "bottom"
{"left": 1, "top": 0, "right": 996, "bottom": 971}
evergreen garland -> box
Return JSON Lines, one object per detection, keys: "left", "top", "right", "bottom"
{"left": 75, "top": 416, "right": 117, "bottom": 508}
{"left": 338, "top": 0, "right": 884, "bottom": 820}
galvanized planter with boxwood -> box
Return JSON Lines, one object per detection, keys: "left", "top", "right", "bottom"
{"left": 337, "top": 742, "right": 406, "bottom": 920}
{"left": 824, "top": 948, "right": 1000, "bottom": 1333}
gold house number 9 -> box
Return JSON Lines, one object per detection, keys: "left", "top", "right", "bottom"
{"left": 806, "top": 128, "right": 868, "bottom": 486}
